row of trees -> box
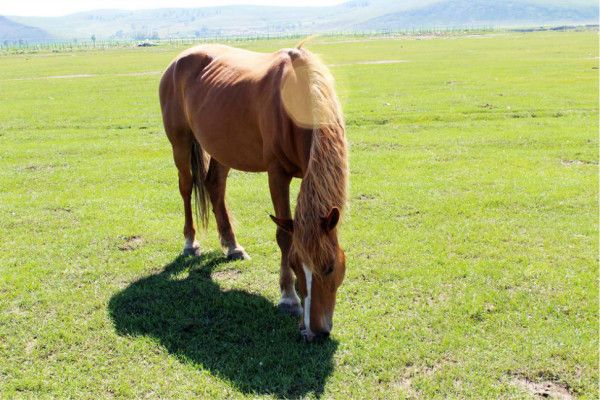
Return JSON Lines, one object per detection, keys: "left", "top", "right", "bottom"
{"left": 1, "top": 26, "right": 502, "bottom": 51}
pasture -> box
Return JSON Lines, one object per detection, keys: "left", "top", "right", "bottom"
{"left": 0, "top": 31, "right": 598, "bottom": 398}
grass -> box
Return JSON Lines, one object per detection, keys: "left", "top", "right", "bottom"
{"left": 0, "top": 31, "right": 597, "bottom": 399}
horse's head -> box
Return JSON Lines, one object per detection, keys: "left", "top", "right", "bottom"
{"left": 271, "top": 207, "right": 346, "bottom": 342}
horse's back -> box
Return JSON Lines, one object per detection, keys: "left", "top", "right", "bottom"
{"left": 160, "top": 44, "right": 297, "bottom": 172}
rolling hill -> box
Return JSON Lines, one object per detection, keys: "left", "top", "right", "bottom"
{"left": 2, "top": 0, "right": 598, "bottom": 41}
{"left": 356, "top": 0, "right": 599, "bottom": 29}
{"left": 0, "top": 16, "right": 51, "bottom": 42}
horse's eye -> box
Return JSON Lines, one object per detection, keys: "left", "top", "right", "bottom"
{"left": 324, "top": 265, "right": 334, "bottom": 276}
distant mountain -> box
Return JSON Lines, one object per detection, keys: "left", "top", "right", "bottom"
{"left": 2, "top": 0, "right": 598, "bottom": 42}
{"left": 7, "top": 1, "right": 435, "bottom": 40}
{"left": 356, "top": 0, "right": 599, "bottom": 29}
{"left": 0, "top": 16, "right": 51, "bottom": 42}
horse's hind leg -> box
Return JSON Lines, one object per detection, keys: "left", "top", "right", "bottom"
{"left": 204, "top": 158, "right": 250, "bottom": 260}
{"left": 170, "top": 135, "right": 201, "bottom": 256}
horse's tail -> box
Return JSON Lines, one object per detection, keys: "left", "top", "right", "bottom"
{"left": 190, "top": 139, "right": 211, "bottom": 229}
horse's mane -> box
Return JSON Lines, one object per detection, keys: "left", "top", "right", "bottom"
{"left": 285, "top": 47, "right": 349, "bottom": 274}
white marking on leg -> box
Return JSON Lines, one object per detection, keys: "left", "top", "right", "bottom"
{"left": 303, "top": 264, "right": 313, "bottom": 333}
{"left": 225, "top": 243, "right": 250, "bottom": 260}
{"left": 184, "top": 238, "right": 199, "bottom": 250}
{"left": 226, "top": 243, "right": 243, "bottom": 254}
{"left": 279, "top": 287, "right": 301, "bottom": 306}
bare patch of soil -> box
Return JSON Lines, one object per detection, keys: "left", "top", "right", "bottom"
{"left": 25, "top": 337, "right": 37, "bottom": 354}
{"left": 5, "top": 71, "right": 161, "bottom": 81}
{"left": 19, "top": 163, "right": 68, "bottom": 172}
{"left": 118, "top": 235, "right": 144, "bottom": 251}
{"left": 114, "top": 71, "right": 161, "bottom": 77}
{"left": 49, "top": 206, "right": 72, "bottom": 213}
{"left": 393, "top": 361, "right": 449, "bottom": 399}
{"left": 356, "top": 193, "right": 376, "bottom": 201}
{"left": 561, "top": 159, "right": 596, "bottom": 166}
{"left": 329, "top": 59, "right": 407, "bottom": 67}
{"left": 49, "top": 74, "right": 95, "bottom": 79}
{"left": 511, "top": 376, "right": 574, "bottom": 399}
{"left": 212, "top": 269, "right": 241, "bottom": 281}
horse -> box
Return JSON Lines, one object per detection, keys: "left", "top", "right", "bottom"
{"left": 159, "top": 43, "right": 349, "bottom": 341}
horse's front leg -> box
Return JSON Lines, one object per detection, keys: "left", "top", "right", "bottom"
{"left": 268, "top": 167, "right": 302, "bottom": 317}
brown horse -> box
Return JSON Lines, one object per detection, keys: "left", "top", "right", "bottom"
{"left": 159, "top": 43, "right": 348, "bottom": 341}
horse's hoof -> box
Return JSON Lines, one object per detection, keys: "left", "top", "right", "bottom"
{"left": 278, "top": 302, "right": 303, "bottom": 317}
{"left": 227, "top": 249, "right": 250, "bottom": 261}
{"left": 183, "top": 247, "right": 201, "bottom": 257}
{"left": 300, "top": 329, "right": 316, "bottom": 343}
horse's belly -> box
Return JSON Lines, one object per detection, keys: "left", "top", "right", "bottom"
{"left": 186, "top": 75, "right": 270, "bottom": 172}
{"left": 193, "top": 121, "right": 267, "bottom": 172}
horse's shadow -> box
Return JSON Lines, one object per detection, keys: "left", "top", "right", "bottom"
{"left": 108, "top": 252, "right": 337, "bottom": 398}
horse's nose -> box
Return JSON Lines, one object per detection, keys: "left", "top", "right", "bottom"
{"left": 311, "top": 330, "right": 330, "bottom": 342}
{"left": 317, "top": 320, "right": 332, "bottom": 339}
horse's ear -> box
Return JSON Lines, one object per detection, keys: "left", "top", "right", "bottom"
{"left": 270, "top": 215, "right": 294, "bottom": 233}
{"left": 321, "top": 207, "right": 340, "bottom": 233}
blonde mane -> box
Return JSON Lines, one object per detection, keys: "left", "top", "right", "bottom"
{"left": 286, "top": 48, "right": 349, "bottom": 273}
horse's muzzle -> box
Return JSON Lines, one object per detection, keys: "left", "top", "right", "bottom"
{"left": 300, "top": 328, "right": 331, "bottom": 342}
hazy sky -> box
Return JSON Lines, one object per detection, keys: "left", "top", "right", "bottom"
{"left": 2, "top": 0, "right": 346, "bottom": 17}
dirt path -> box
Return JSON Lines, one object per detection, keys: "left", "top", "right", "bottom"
{"left": 3, "top": 61, "right": 408, "bottom": 81}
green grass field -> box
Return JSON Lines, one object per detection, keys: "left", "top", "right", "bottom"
{"left": 0, "top": 31, "right": 597, "bottom": 399}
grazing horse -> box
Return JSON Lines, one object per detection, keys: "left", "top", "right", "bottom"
{"left": 159, "top": 43, "right": 348, "bottom": 341}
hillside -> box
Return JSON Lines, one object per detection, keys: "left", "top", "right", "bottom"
{"left": 0, "top": 16, "right": 51, "bottom": 42}
{"left": 357, "top": 0, "right": 599, "bottom": 29}
{"left": 7, "top": 1, "right": 435, "bottom": 40}
{"left": 3, "top": 0, "right": 598, "bottom": 41}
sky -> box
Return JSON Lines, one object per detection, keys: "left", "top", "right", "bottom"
{"left": 1, "top": 0, "right": 346, "bottom": 17}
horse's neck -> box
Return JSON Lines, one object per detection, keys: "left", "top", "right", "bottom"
{"left": 295, "top": 127, "right": 315, "bottom": 178}
{"left": 298, "top": 126, "right": 348, "bottom": 214}
{"left": 293, "top": 125, "right": 347, "bottom": 267}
